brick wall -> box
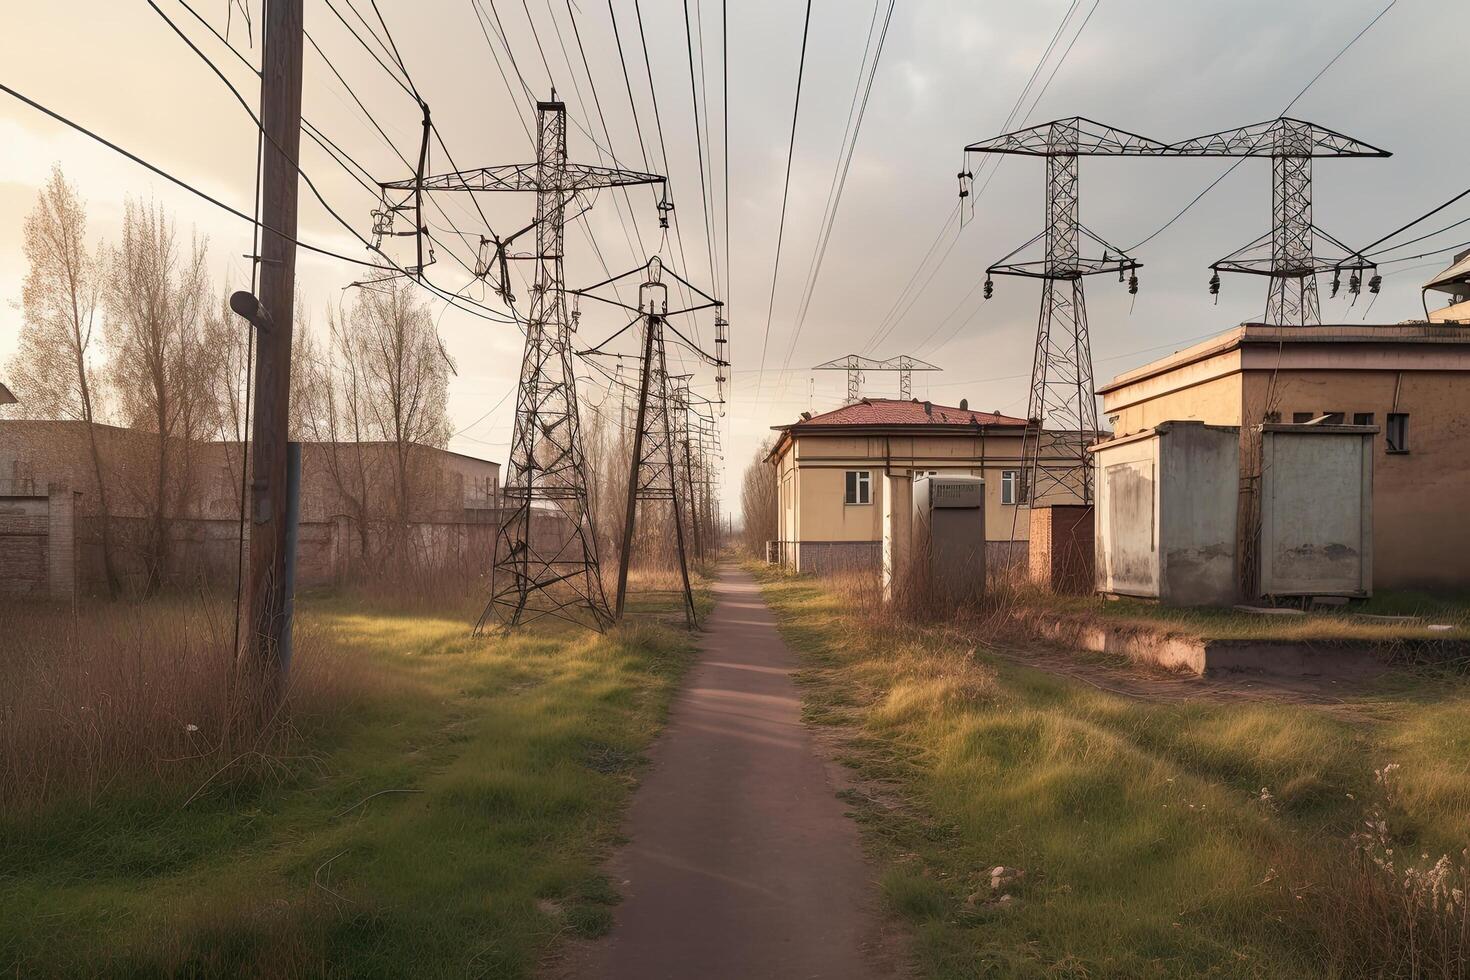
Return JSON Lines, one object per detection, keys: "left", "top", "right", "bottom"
{"left": 1029, "top": 504, "right": 1095, "bottom": 594}
{"left": 0, "top": 485, "right": 78, "bottom": 600}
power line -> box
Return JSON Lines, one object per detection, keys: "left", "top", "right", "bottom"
{"left": 0, "top": 80, "right": 380, "bottom": 270}
{"left": 144, "top": 1, "right": 513, "bottom": 320}
{"left": 855, "top": 0, "right": 1088, "bottom": 358}
{"left": 752, "top": 0, "right": 815, "bottom": 406}
{"left": 1127, "top": 0, "right": 1397, "bottom": 252}
{"left": 682, "top": 0, "right": 720, "bottom": 297}
{"left": 774, "top": 0, "right": 893, "bottom": 391}
{"left": 562, "top": 0, "right": 649, "bottom": 259}
{"left": 1361, "top": 185, "right": 1470, "bottom": 256}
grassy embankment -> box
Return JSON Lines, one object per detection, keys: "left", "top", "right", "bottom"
{"left": 1, "top": 577, "right": 708, "bottom": 978}
{"left": 755, "top": 566, "right": 1470, "bottom": 978}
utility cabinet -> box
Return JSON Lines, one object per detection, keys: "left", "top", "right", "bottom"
{"left": 910, "top": 475, "right": 985, "bottom": 607}
{"left": 1090, "top": 421, "right": 1239, "bottom": 606}
{"left": 1257, "top": 423, "right": 1375, "bottom": 598}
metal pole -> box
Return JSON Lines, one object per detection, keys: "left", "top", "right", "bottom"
{"left": 247, "top": 0, "right": 303, "bottom": 691}
{"left": 280, "top": 441, "right": 301, "bottom": 672}
{"left": 615, "top": 314, "right": 657, "bottom": 619}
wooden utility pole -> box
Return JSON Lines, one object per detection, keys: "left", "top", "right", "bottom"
{"left": 247, "top": 0, "right": 305, "bottom": 686}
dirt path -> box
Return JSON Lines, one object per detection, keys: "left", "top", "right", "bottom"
{"left": 555, "top": 567, "right": 899, "bottom": 980}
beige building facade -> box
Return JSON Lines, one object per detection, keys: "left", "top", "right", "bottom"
{"left": 1097, "top": 322, "right": 1470, "bottom": 591}
{"left": 767, "top": 398, "right": 1076, "bottom": 575}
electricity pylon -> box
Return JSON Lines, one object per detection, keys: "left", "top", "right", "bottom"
{"left": 964, "top": 117, "right": 1169, "bottom": 505}
{"left": 615, "top": 259, "right": 698, "bottom": 628}
{"left": 384, "top": 98, "right": 662, "bottom": 632}
{"left": 1168, "top": 117, "right": 1390, "bottom": 325}
{"left": 812, "top": 353, "right": 941, "bottom": 403}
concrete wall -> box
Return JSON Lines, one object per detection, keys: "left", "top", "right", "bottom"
{"left": 1103, "top": 347, "right": 1246, "bottom": 435}
{"left": 1157, "top": 422, "right": 1239, "bottom": 606}
{"left": 69, "top": 510, "right": 563, "bottom": 595}
{"left": 1101, "top": 349, "right": 1470, "bottom": 592}
{"left": 1258, "top": 427, "right": 1374, "bottom": 597}
{"left": 1093, "top": 423, "right": 1238, "bottom": 606}
{"left": 1249, "top": 369, "right": 1469, "bottom": 591}
{"left": 1094, "top": 433, "right": 1160, "bottom": 598}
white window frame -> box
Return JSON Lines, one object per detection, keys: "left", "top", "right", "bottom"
{"left": 1001, "top": 469, "right": 1020, "bottom": 505}
{"left": 844, "top": 470, "right": 872, "bottom": 505}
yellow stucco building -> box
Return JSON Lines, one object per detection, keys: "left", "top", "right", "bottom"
{"left": 766, "top": 398, "right": 1070, "bottom": 574}
{"left": 1097, "top": 320, "right": 1470, "bottom": 591}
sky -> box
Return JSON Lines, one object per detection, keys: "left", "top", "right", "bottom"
{"left": 2, "top": 0, "right": 1466, "bottom": 524}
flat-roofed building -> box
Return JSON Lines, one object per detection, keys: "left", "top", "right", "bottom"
{"left": 1097, "top": 321, "right": 1470, "bottom": 591}
{"left": 1427, "top": 248, "right": 1470, "bottom": 323}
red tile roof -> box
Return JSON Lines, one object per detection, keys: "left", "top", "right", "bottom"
{"left": 784, "top": 398, "right": 1028, "bottom": 429}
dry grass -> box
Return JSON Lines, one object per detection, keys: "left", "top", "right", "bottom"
{"left": 756, "top": 564, "right": 1470, "bottom": 977}
{"left": 2, "top": 576, "right": 703, "bottom": 977}
{"left": 0, "top": 595, "right": 369, "bottom": 815}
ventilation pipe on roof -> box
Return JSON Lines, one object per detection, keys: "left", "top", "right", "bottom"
{"left": 960, "top": 398, "right": 968, "bottom": 411}
{"left": 923, "top": 400, "right": 932, "bottom": 416}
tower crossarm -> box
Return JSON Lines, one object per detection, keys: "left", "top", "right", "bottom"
{"left": 964, "top": 116, "right": 1170, "bottom": 157}
{"left": 382, "top": 162, "right": 665, "bottom": 194}
{"left": 1166, "top": 117, "right": 1391, "bottom": 157}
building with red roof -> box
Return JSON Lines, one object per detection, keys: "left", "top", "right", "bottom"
{"left": 765, "top": 397, "right": 1088, "bottom": 574}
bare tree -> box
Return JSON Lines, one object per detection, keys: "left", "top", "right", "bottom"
{"left": 296, "top": 304, "right": 379, "bottom": 560}
{"left": 105, "top": 198, "right": 211, "bottom": 592}
{"left": 296, "top": 282, "right": 450, "bottom": 566}
{"left": 6, "top": 166, "right": 121, "bottom": 596}
{"left": 205, "top": 295, "right": 317, "bottom": 522}
{"left": 349, "top": 280, "right": 450, "bottom": 558}
{"left": 740, "top": 440, "right": 778, "bottom": 557}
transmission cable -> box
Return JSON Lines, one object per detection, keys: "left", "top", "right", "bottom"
{"left": 751, "top": 0, "right": 815, "bottom": 407}
{"left": 1126, "top": 0, "right": 1397, "bottom": 252}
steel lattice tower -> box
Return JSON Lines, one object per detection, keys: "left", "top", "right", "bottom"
{"left": 614, "top": 262, "right": 697, "bottom": 627}
{"left": 964, "top": 118, "right": 1169, "bottom": 505}
{"left": 812, "top": 353, "right": 942, "bottom": 403}
{"left": 386, "top": 100, "right": 662, "bottom": 631}
{"left": 1168, "top": 117, "right": 1390, "bottom": 325}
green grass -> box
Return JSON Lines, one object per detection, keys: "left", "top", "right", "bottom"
{"left": 753, "top": 565, "right": 1470, "bottom": 978}
{"left": 0, "top": 588, "right": 705, "bottom": 978}
{"left": 1045, "top": 591, "right": 1470, "bottom": 642}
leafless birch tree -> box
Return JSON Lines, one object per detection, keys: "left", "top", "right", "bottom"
{"left": 6, "top": 166, "right": 121, "bottom": 596}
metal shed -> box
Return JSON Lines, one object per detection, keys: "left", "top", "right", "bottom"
{"left": 1090, "top": 421, "right": 1240, "bottom": 606}
{"left": 1257, "top": 423, "right": 1376, "bottom": 598}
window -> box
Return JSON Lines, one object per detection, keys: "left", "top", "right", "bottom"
{"left": 1386, "top": 413, "right": 1410, "bottom": 453}
{"left": 1353, "top": 412, "right": 1375, "bottom": 426}
{"left": 912, "top": 469, "right": 937, "bottom": 482}
{"left": 844, "top": 470, "right": 871, "bottom": 505}
{"left": 1322, "top": 412, "right": 1345, "bottom": 425}
{"left": 1001, "top": 469, "right": 1021, "bottom": 505}
{"left": 1292, "top": 412, "right": 1315, "bottom": 424}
